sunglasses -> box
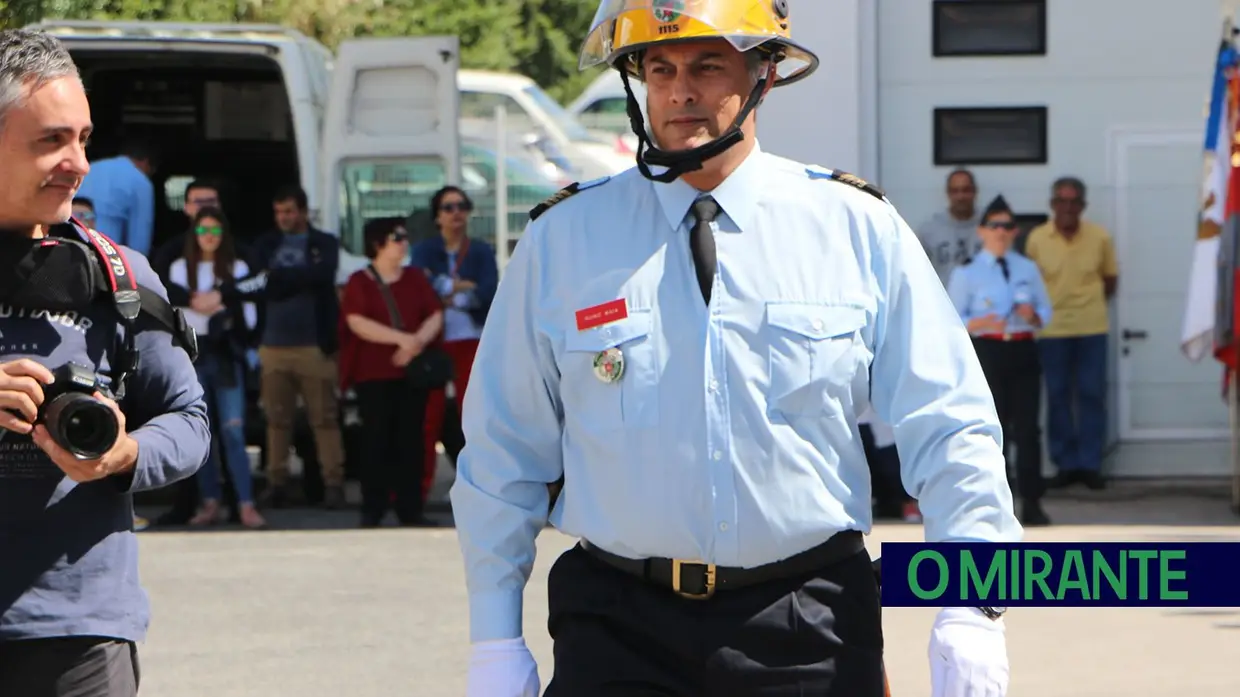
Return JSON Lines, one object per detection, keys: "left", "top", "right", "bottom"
{"left": 985, "top": 221, "right": 1018, "bottom": 231}
{"left": 196, "top": 225, "right": 223, "bottom": 236}
{"left": 390, "top": 231, "right": 409, "bottom": 243}
{"left": 75, "top": 211, "right": 96, "bottom": 221}
{"left": 440, "top": 202, "right": 471, "bottom": 213}
{"left": 188, "top": 197, "right": 219, "bottom": 207}
{"left": 1052, "top": 197, "right": 1084, "bottom": 208}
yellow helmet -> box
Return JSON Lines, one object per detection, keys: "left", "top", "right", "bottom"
{"left": 579, "top": 0, "right": 819, "bottom": 87}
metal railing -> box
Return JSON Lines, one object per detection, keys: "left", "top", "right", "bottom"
{"left": 459, "top": 106, "right": 567, "bottom": 271}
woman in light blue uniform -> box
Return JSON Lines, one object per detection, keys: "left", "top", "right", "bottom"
{"left": 948, "top": 195, "right": 1054, "bottom": 526}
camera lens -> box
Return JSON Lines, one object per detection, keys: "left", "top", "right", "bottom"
{"left": 43, "top": 393, "right": 119, "bottom": 460}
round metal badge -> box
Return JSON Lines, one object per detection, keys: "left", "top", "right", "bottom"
{"left": 592, "top": 348, "right": 625, "bottom": 383}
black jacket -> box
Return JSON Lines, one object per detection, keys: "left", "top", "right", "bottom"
{"left": 223, "top": 227, "right": 341, "bottom": 357}
{"left": 408, "top": 234, "right": 498, "bottom": 329}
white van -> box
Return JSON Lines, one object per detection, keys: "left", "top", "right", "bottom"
{"left": 27, "top": 20, "right": 463, "bottom": 282}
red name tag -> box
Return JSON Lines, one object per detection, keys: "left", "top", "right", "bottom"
{"left": 575, "top": 299, "right": 628, "bottom": 331}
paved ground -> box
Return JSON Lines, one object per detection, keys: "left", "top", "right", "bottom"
{"left": 133, "top": 474, "right": 1240, "bottom": 697}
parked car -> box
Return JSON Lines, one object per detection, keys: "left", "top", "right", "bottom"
{"left": 332, "top": 137, "right": 562, "bottom": 280}
{"left": 568, "top": 70, "right": 644, "bottom": 153}
{"left": 458, "top": 69, "right": 634, "bottom": 180}
{"left": 459, "top": 118, "right": 574, "bottom": 187}
{"left": 457, "top": 139, "right": 562, "bottom": 247}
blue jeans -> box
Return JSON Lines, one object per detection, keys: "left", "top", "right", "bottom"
{"left": 196, "top": 354, "right": 254, "bottom": 503}
{"left": 1037, "top": 334, "right": 1107, "bottom": 473}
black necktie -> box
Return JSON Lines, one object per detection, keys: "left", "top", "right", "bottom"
{"left": 996, "top": 256, "right": 1010, "bottom": 281}
{"left": 689, "top": 196, "right": 720, "bottom": 304}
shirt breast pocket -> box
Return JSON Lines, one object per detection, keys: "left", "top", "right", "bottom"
{"left": 764, "top": 302, "right": 869, "bottom": 421}
{"left": 561, "top": 310, "right": 659, "bottom": 429}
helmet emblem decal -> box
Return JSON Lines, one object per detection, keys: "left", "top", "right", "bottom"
{"left": 652, "top": 0, "right": 684, "bottom": 23}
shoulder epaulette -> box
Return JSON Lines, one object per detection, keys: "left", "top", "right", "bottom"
{"left": 529, "top": 176, "right": 611, "bottom": 221}
{"left": 805, "top": 167, "right": 886, "bottom": 201}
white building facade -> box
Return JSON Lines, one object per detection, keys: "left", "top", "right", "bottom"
{"left": 758, "top": 0, "right": 1231, "bottom": 477}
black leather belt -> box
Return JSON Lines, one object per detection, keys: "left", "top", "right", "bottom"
{"left": 579, "top": 530, "right": 866, "bottom": 600}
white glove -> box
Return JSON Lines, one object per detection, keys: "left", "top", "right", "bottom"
{"left": 928, "top": 607, "right": 1009, "bottom": 697}
{"left": 466, "top": 637, "right": 540, "bottom": 697}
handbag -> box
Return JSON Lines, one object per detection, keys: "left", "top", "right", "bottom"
{"left": 365, "top": 266, "right": 455, "bottom": 390}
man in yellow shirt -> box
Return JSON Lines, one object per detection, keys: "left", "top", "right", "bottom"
{"left": 1024, "top": 177, "right": 1118, "bottom": 490}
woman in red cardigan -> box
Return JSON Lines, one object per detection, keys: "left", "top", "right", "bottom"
{"left": 338, "top": 217, "right": 444, "bottom": 527}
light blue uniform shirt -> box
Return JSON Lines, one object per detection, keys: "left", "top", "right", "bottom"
{"left": 947, "top": 249, "right": 1053, "bottom": 335}
{"left": 450, "top": 143, "right": 1022, "bottom": 643}
{"left": 75, "top": 156, "right": 155, "bottom": 254}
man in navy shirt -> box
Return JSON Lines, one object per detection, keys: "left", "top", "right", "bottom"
{"left": 0, "top": 29, "right": 210, "bottom": 696}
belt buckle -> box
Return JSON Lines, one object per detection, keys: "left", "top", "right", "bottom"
{"left": 671, "top": 559, "right": 717, "bottom": 600}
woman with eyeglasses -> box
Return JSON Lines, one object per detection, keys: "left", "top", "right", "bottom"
{"left": 167, "top": 207, "right": 266, "bottom": 529}
{"left": 947, "top": 195, "right": 1054, "bottom": 527}
{"left": 339, "top": 218, "right": 444, "bottom": 527}
{"left": 410, "top": 186, "right": 499, "bottom": 501}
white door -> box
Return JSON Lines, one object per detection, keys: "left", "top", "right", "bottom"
{"left": 320, "top": 35, "right": 461, "bottom": 278}
{"left": 1111, "top": 127, "right": 1231, "bottom": 451}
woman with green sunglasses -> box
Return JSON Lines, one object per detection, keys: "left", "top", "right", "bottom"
{"left": 167, "top": 207, "right": 266, "bottom": 529}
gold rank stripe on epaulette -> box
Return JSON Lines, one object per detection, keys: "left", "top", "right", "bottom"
{"left": 805, "top": 167, "right": 886, "bottom": 201}
{"left": 833, "top": 171, "right": 886, "bottom": 200}
{"left": 528, "top": 176, "right": 611, "bottom": 221}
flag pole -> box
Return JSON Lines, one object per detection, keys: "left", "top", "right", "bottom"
{"left": 1232, "top": 370, "right": 1240, "bottom": 515}
{"left": 1219, "top": 6, "right": 1240, "bottom": 516}
{"left": 1231, "top": 12, "right": 1240, "bottom": 517}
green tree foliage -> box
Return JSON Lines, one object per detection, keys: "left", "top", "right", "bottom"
{"left": 0, "top": 0, "right": 606, "bottom": 102}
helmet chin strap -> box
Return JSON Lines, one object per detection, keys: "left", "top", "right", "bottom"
{"left": 620, "top": 68, "right": 769, "bottom": 184}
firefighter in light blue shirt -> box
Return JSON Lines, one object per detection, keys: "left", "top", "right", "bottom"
{"left": 452, "top": 2, "right": 1020, "bottom": 696}
{"left": 947, "top": 195, "right": 1054, "bottom": 527}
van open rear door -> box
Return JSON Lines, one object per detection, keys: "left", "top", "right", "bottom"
{"left": 319, "top": 36, "right": 461, "bottom": 279}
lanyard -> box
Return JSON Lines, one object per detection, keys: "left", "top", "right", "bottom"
{"left": 450, "top": 237, "right": 469, "bottom": 278}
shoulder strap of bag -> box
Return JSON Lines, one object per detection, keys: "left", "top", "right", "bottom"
{"left": 366, "top": 265, "right": 406, "bottom": 331}
{"left": 73, "top": 222, "right": 200, "bottom": 399}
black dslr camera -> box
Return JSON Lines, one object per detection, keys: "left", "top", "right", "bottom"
{"left": 38, "top": 363, "right": 120, "bottom": 460}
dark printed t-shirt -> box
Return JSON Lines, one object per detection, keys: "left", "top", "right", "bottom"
{"left": 261, "top": 232, "right": 320, "bottom": 347}
{"left": 0, "top": 238, "right": 210, "bottom": 642}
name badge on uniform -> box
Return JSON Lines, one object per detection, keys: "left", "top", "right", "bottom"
{"left": 593, "top": 347, "right": 625, "bottom": 383}
{"left": 575, "top": 298, "right": 628, "bottom": 331}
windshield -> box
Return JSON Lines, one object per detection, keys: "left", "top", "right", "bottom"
{"left": 462, "top": 142, "right": 559, "bottom": 191}
{"left": 521, "top": 84, "right": 602, "bottom": 143}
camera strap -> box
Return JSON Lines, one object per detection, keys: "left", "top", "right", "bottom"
{"left": 71, "top": 221, "right": 200, "bottom": 398}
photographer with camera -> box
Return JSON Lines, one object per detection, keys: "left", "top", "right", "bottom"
{"left": 0, "top": 29, "right": 209, "bottom": 697}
